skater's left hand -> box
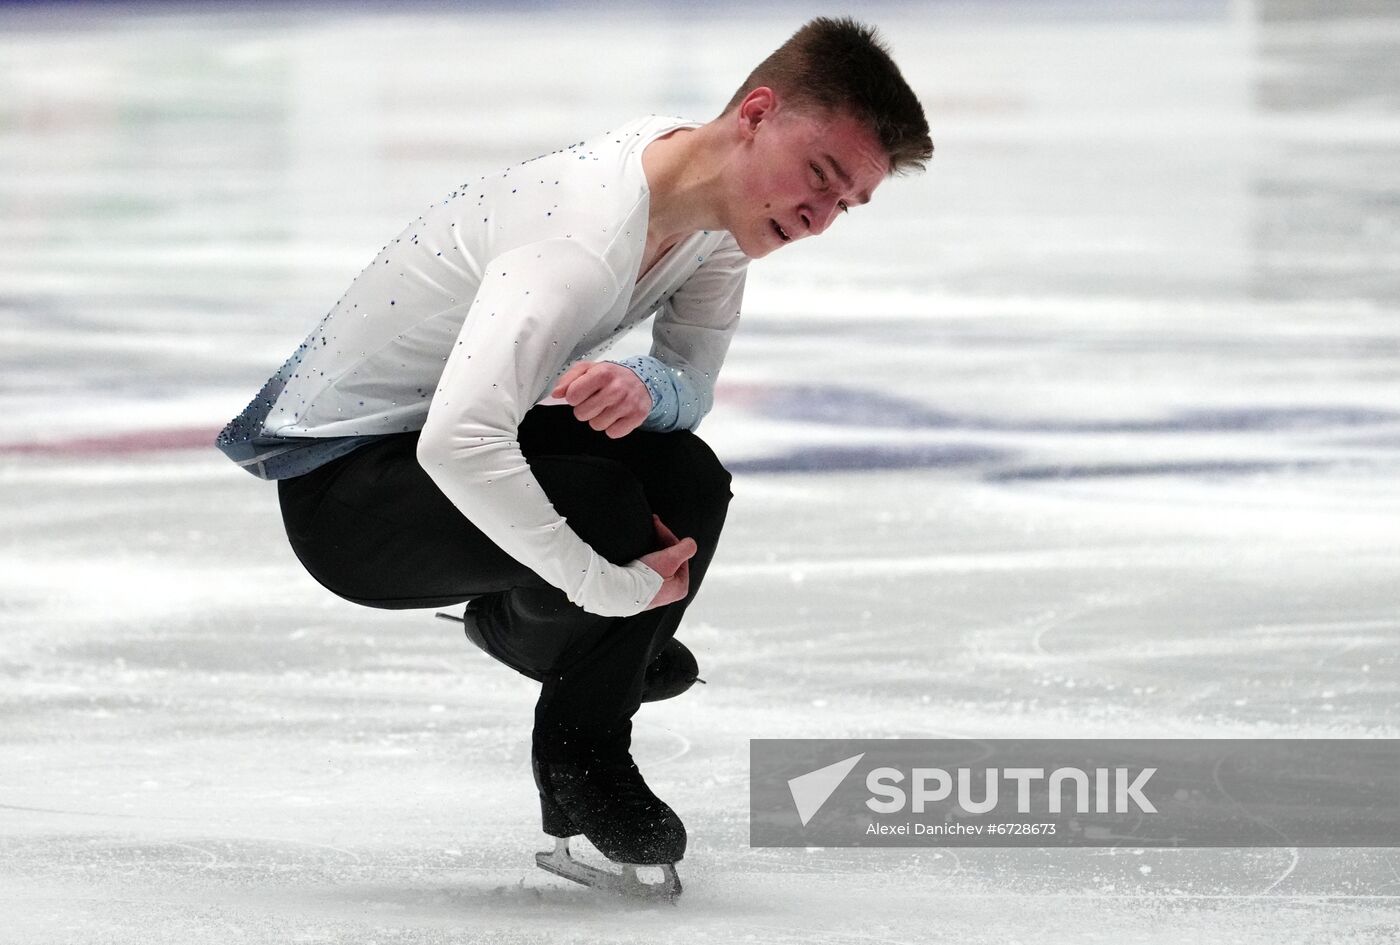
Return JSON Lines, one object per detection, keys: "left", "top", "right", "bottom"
{"left": 552, "top": 361, "right": 650, "bottom": 439}
{"left": 641, "top": 515, "right": 696, "bottom": 611}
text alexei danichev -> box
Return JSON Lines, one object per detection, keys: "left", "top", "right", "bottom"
{"left": 865, "top": 822, "right": 1059, "bottom": 836}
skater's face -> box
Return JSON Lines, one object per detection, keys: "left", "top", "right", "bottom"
{"left": 726, "top": 88, "right": 889, "bottom": 259}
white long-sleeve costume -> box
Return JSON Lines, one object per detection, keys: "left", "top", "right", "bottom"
{"left": 217, "top": 115, "right": 748, "bottom": 617}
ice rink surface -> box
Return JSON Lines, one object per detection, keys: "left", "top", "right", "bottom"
{"left": 2, "top": 0, "right": 1398, "bottom": 941}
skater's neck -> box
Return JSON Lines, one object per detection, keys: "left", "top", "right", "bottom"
{"left": 641, "top": 121, "right": 730, "bottom": 250}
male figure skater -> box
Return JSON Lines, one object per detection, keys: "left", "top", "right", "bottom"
{"left": 218, "top": 17, "right": 931, "bottom": 898}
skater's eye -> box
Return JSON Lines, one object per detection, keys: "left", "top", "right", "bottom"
{"left": 810, "top": 162, "right": 850, "bottom": 214}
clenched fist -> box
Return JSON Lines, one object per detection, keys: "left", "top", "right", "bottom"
{"left": 551, "top": 360, "right": 652, "bottom": 438}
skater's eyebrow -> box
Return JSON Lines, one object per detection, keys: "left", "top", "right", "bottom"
{"left": 821, "top": 153, "right": 870, "bottom": 206}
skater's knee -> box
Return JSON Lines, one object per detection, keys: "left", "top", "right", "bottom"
{"left": 662, "top": 432, "right": 732, "bottom": 504}
{"left": 531, "top": 455, "right": 652, "bottom": 564}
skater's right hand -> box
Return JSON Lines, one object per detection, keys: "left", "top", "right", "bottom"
{"left": 640, "top": 515, "right": 696, "bottom": 611}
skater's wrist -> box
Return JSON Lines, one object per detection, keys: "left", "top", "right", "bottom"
{"left": 612, "top": 356, "right": 681, "bottom": 432}
{"left": 588, "top": 559, "right": 663, "bottom": 617}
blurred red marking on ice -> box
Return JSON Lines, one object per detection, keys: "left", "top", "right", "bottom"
{"left": 0, "top": 427, "right": 219, "bottom": 457}
{"left": 715, "top": 381, "right": 776, "bottom": 408}
{"left": 0, "top": 386, "right": 777, "bottom": 459}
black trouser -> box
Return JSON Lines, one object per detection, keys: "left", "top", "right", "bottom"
{"left": 277, "top": 405, "right": 732, "bottom": 764}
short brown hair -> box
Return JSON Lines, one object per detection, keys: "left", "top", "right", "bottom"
{"left": 724, "top": 17, "right": 933, "bottom": 176}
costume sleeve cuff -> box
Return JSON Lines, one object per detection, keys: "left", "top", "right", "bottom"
{"left": 613, "top": 355, "right": 683, "bottom": 432}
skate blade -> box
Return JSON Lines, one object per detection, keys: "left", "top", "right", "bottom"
{"left": 535, "top": 838, "right": 681, "bottom": 902}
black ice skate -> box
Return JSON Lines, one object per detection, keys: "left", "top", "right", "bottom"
{"left": 531, "top": 756, "right": 685, "bottom": 901}
{"left": 437, "top": 598, "right": 704, "bottom": 702}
